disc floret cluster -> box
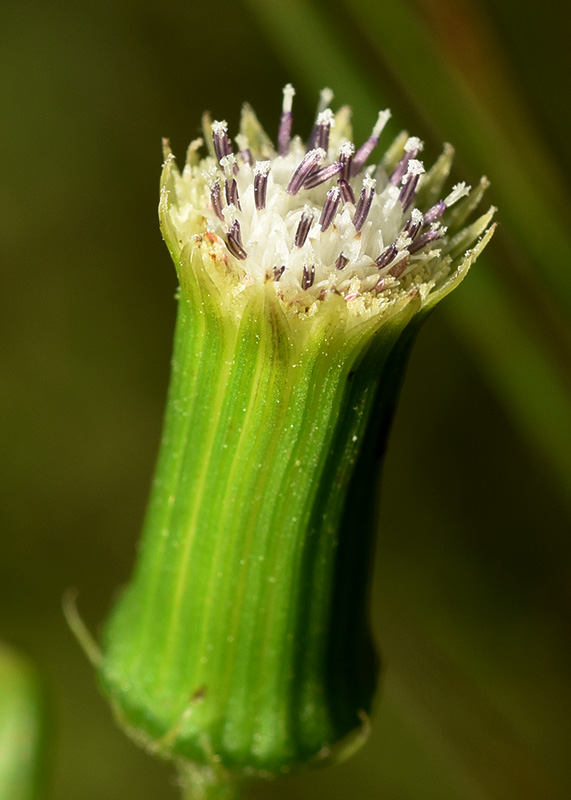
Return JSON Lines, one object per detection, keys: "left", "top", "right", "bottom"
{"left": 160, "top": 84, "right": 494, "bottom": 326}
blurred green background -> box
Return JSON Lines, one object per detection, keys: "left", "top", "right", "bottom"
{"left": 2, "top": 0, "right": 571, "bottom": 797}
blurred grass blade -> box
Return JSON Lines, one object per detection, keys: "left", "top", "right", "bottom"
{"left": 243, "top": 0, "right": 385, "bottom": 141}
{"left": 381, "top": 611, "right": 560, "bottom": 799}
{"left": 0, "top": 645, "right": 47, "bottom": 800}
{"left": 341, "top": 0, "right": 571, "bottom": 316}
{"left": 447, "top": 265, "right": 571, "bottom": 511}
{"left": 244, "top": 0, "right": 571, "bottom": 512}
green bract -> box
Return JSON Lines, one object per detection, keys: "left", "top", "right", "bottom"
{"left": 99, "top": 86, "right": 494, "bottom": 791}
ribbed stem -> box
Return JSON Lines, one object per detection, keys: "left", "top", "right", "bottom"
{"left": 99, "top": 246, "right": 421, "bottom": 776}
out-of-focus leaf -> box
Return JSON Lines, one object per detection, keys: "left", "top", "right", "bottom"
{"left": 0, "top": 645, "right": 47, "bottom": 800}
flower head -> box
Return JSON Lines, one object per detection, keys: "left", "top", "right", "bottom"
{"left": 99, "top": 86, "right": 497, "bottom": 785}
{"left": 160, "top": 84, "right": 495, "bottom": 331}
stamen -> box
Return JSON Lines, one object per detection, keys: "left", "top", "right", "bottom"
{"left": 295, "top": 210, "right": 314, "bottom": 248}
{"left": 307, "top": 88, "right": 334, "bottom": 149}
{"left": 339, "top": 179, "right": 355, "bottom": 205}
{"left": 224, "top": 179, "right": 238, "bottom": 209}
{"left": 253, "top": 161, "right": 271, "bottom": 211}
{"left": 221, "top": 155, "right": 240, "bottom": 209}
{"left": 353, "top": 176, "right": 376, "bottom": 233}
{"left": 302, "top": 160, "right": 343, "bottom": 190}
{"left": 390, "top": 136, "right": 424, "bottom": 186}
{"left": 211, "top": 120, "right": 233, "bottom": 165}
{"left": 210, "top": 181, "right": 225, "bottom": 221}
{"left": 273, "top": 265, "right": 286, "bottom": 281}
{"left": 403, "top": 208, "right": 424, "bottom": 240}
{"left": 424, "top": 183, "right": 470, "bottom": 225}
{"left": 375, "top": 243, "right": 398, "bottom": 269}
{"left": 315, "top": 109, "right": 335, "bottom": 152}
{"left": 302, "top": 264, "right": 315, "bottom": 290}
{"left": 408, "top": 226, "right": 443, "bottom": 254}
{"left": 319, "top": 186, "right": 341, "bottom": 232}
{"left": 227, "top": 220, "right": 247, "bottom": 260}
{"left": 335, "top": 253, "right": 349, "bottom": 270}
{"left": 423, "top": 201, "right": 446, "bottom": 226}
{"left": 287, "top": 148, "right": 326, "bottom": 195}
{"left": 278, "top": 83, "right": 295, "bottom": 156}
{"left": 339, "top": 142, "right": 355, "bottom": 181}
{"left": 352, "top": 109, "right": 391, "bottom": 175}
{"left": 444, "top": 182, "right": 470, "bottom": 207}
{"left": 399, "top": 159, "right": 425, "bottom": 210}
{"left": 405, "top": 136, "right": 424, "bottom": 153}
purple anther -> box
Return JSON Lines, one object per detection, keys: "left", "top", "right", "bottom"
{"left": 389, "top": 255, "right": 410, "bottom": 278}
{"left": 335, "top": 253, "right": 349, "bottom": 270}
{"left": 278, "top": 113, "right": 293, "bottom": 156}
{"left": 287, "top": 148, "right": 325, "bottom": 195}
{"left": 278, "top": 84, "right": 295, "bottom": 156}
{"left": 227, "top": 220, "right": 247, "bottom": 260}
{"left": 302, "top": 161, "right": 343, "bottom": 190}
{"left": 403, "top": 209, "right": 424, "bottom": 240}
{"left": 254, "top": 161, "right": 271, "bottom": 211}
{"left": 315, "top": 109, "right": 334, "bottom": 152}
{"left": 212, "top": 121, "right": 233, "bottom": 165}
{"left": 319, "top": 186, "right": 341, "bottom": 232}
{"left": 351, "top": 110, "right": 390, "bottom": 175}
{"left": 339, "top": 142, "right": 354, "bottom": 181}
{"left": 390, "top": 136, "right": 423, "bottom": 185}
{"left": 295, "top": 211, "right": 314, "bottom": 248}
{"left": 306, "top": 88, "right": 334, "bottom": 150}
{"left": 398, "top": 160, "right": 424, "bottom": 211}
{"left": 353, "top": 177, "right": 376, "bottom": 233}
{"left": 239, "top": 148, "right": 253, "bottom": 165}
{"left": 399, "top": 174, "right": 420, "bottom": 211}
{"left": 225, "top": 178, "right": 241, "bottom": 210}
{"left": 302, "top": 264, "right": 315, "bottom": 290}
{"left": 339, "top": 179, "right": 355, "bottom": 205}
{"left": 210, "top": 182, "right": 225, "bottom": 221}
{"left": 408, "top": 227, "right": 442, "bottom": 254}
{"left": 390, "top": 154, "right": 412, "bottom": 186}
{"left": 273, "top": 265, "right": 286, "bottom": 281}
{"left": 423, "top": 201, "right": 446, "bottom": 226}
{"left": 375, "top": 243, "right": 398, "bottom": 269}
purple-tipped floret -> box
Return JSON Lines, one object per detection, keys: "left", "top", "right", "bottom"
{"left": 287, "top": 149, "right": 325, "bottom": 195}
{"left": 353, "top": 178, "right": 375, "bottom": 233}
{"left": 375, "top": 243, "right": 398, "bottom": 270}
{"left": 302, "top": 264, "right": 316, "bottom": 290}
{"left": 295, "top": 211, "right": 314, "bottom": 248}
{"left": 211, "top": 182, "right": 225, "bottom": 221}
{"left": 227, "top": 220, "right": 247, "bottom": 260}
{"left": 303, "top": 161, "right": 343, "bottom": 190}
{"left": 319, "top": 187, "right": 341, "bottom": 232}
